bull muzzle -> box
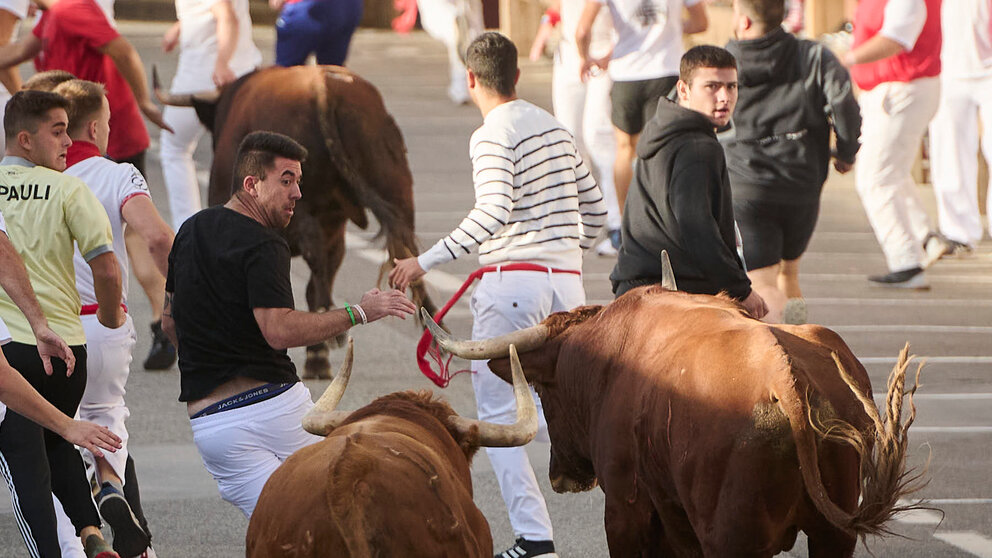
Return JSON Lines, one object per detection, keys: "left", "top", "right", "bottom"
{"left": 421, "top": 307, "right": 549, "bottom": 360}
{"left": 448, "top": 344, "right": 538, "bottom": 447}
{"left": 151, "top": 65, "right": 221, "bottom": 107}
{"left": 301, "top": 337, "right": 355, "bottom": 436}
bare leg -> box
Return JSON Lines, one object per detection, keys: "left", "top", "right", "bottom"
{"left": 613, "top": 128, "right": 639, "bottom": 214}
{"left": 778, "top": 258, "right": 802, "bottom": 299}
{"left": 748, "top": 263, "right": 787, "bottom": 324}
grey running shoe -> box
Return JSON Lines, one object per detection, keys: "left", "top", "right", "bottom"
{"left": 783, "top": 298, "right": 808, "bottom": 325}
{"left": 868, "top": 267, "right": 929, "bottom": 290}
{"left": 97, "top": 482, "right": 150, "bottom": 557}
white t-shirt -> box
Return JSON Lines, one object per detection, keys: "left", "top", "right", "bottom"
{"left": 596, "top": 0, "right": 699, "bottom": 81}
{"left": 171, "top": 0, "right": 262, "bottom": 93}
{"left": 941, "top": 0, "right": 992, "bottom": 78}
{"left": 0, "top": 210, "right": 10, "bottom": 344}
{"left": 559, "top": 0, "right": 615, "bottom": 73}
{"left": 66, "top": 155, "right": 151, "bottom": 307}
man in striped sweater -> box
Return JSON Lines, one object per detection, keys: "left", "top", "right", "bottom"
{"left": 390, "top": 31, "right": 607, "bottom": 558}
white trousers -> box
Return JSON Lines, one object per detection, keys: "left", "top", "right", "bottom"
{"left": 553, "top": 58, "right": 621, "bottom": 230}
{"left": 928, "top": 72, "right": 992, "bottom": 246}
{"left": 470, "top": 269, "right": 586, "bottom": 542}
{"left": 855, "top": 77, "right": 940, "bottom": 272}
{"left": 190, "top": 382, "right": 321, "bottom": 518}
{"left": 417, "top": 0, "right": 482, "bottom": 103}
{"left": 160, "top": 105, "right": 207, "bottom": 231}
{"left": 56, "top": 314, "right": 137, "bottom": 557}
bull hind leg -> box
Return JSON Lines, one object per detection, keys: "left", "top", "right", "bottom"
{"left": 301, "top": 221, "right": 349, "bottom": 379}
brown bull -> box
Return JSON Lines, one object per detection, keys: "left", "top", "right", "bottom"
{"left": 154, "top": 66, "right": 436, "bottom": 377}
{"left": 424, "top": 262, "right": 926, "bottom": 557}
{"left": 246, "top": 339, "right": 538, "bottom": 557}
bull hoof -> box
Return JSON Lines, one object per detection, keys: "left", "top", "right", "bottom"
{"left": 302, "top": 357, "right": 332, "bottom": 380}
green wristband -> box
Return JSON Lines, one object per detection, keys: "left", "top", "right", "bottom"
{"left": 344, "top": 303, "right": 357, "bottom": 326}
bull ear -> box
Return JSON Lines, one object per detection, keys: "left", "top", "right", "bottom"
{"left": 660, "top": 250, "right": 678, "bottom": 291}
{"left": 486, "top": 337, "right": 561, "bottom": 386}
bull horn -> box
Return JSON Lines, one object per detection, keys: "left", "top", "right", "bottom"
{"left": 301, "top": 338, "right": 355, "bottom": 436}
{"left": 421, "top": 307, "right": 548, "bottom": 360}
{"left": 448, "top": 344, "right": 538, "bottom": 447}
{"left": 151, "top": 65, "right": 221, "bottom": 107}
{"left": 661, "top": 250, "right": 678, "bottom": 291}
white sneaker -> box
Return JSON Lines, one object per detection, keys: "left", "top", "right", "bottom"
{"left": 596, "top": 238, "right": 617, "bottom": 257}
{"left": 783, "top": 298, "right": 807, "bottom": 325}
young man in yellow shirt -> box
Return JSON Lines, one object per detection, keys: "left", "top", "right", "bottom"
{"left": 0, "top": 90, "right": 124, "bottom": 558}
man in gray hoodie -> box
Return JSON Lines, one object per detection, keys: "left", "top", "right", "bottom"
{"left": 611, "top": 45, "right": 767, "bottom": 319}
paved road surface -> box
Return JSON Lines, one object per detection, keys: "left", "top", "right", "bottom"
{"left": 0, "top": 21, "right": 989, "bottom": 557}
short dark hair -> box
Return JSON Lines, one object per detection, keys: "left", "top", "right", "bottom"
{"left": 52, "top": 80, "right": 107, "bottom": 137}
{"left": 4, "top": 90, "right": 70, "bottom": 143}
{"left": 22, "top": 70, "right": 76, "bottom": 92}
{"left": 737, "top": 0, "right": 785, "bottom": 30}
{"left": 232, "top": 131, "right": 308, "bottom": 194}
{"left": 465, "top": 32, "right": 517, "bottom": 97}
{"left": 679, "top": 45, "right": 738, "bottom": 83}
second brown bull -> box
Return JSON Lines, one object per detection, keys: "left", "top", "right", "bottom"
{"left": 246, "top": 339, "right": 538, "bottom": 557}
{"left": 425, "top": 261, "right": 927, "bottom": 558}
{"left": 154, "top": 65, "right": 435, "bottom": 378}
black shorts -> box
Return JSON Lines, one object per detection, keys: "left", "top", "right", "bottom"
{"left": 734, "top": 198, "right": 820, "bottom": 270}
{"left": 611, "top": 75, "right": 678, "bottom": 135}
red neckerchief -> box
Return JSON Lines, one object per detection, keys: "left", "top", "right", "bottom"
{"left": 65, "top": 141, "right": 102, "bottom": 168}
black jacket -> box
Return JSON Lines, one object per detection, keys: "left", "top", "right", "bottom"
{"left": 611, "top": 99, "right": 751, "bottom": 300}
{"left": 724, "top": 28, "right": 861, "bottom": 204}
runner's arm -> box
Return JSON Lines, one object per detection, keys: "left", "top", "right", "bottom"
{"left": 87, "top": 251, "right": 124, "bottom": 329}
{"left": 683, "top": 2, "right": 708, "bottom": 34}
{"left": 0, "top": 9, "right": 23, "bottom": 94}
{"left": 99, "top": 36, "right": 173, "bottom": 132}
{"left": 122, "top": 195, "right": 174, "bottom": 276}
{"left": 211, "top": 0, "right": 239, "bottom": 86}
{"left": 0, "top": 34, "right": 40, "bottom": 72}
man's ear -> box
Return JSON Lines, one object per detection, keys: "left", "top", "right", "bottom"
{"left": 676, "top": 79, "right": 690, "bottom": 102}
{"left": 242, "top": 175, "right": 258, "bottom": 196}
{"left": 16, "top": 130, "right": 31, "bottom": 152}
{"left": 466, "top": 69, "right": 477, "bottom": 89}
{"left": 87, "top": 120, "right": 98, "bottom": 142}
{"left": 513, "top": 68, "right": 521, "bottom": 86}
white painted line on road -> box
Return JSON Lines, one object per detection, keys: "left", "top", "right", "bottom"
{"left": 344, "top": 233, "right": 469, "bottom": 294}
{"left": 860, "top": 356, "right": 992, "bottom": 365}
{"left": 874, "top": 393, "right": 992, "bottom": 401}
{"left": 934, "top": 533, "right": 992, "bottom": 558}
{"left": 911, "top": 427, "right": 992, "bottom": 434}
{"left": 927, "top": 499, "right": 992, "bottom": 505}
{"left": 895, "top": 507, "right": 944, "bottom": 525}
{"left": 832, "top": 325, "right": 992, "bottom": 334}
{"left": 803, "top": 297, "right": 992, "bottom": 307}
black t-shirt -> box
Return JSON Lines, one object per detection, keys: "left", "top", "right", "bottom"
{"left": 166, "top": 206, "right": 298, "bottom": 402}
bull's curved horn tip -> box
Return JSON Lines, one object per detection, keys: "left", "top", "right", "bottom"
{"left": 422, "top": 308, "right": 448, "bottom": 340}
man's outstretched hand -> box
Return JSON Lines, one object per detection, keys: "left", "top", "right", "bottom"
{"left": 358, "top": 288, "right": 417, "bottom": 322}
{"left": 741, "top": 290, "right": 768, "bottom": 320}
{"left": 59, "top": 420, "right": 121, "bottom": 459}
{"left": 389, "top": 257, "right": 426, "bottom": 292}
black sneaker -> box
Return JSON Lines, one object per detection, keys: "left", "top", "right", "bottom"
{"left": 143, "top": 321, "right": 176, "bottom": 370}
{"left": 97, "top": 482, "right": 150, "bottom": 557}
{"left": 495, "top": 538, "right": 558, "bottom": 558}
{"left": 867, "top": 267, "right": 929, "bottom": 290}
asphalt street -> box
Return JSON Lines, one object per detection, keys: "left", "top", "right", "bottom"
{"left": 0, "top": 21, "right": 989, "bottom": 557}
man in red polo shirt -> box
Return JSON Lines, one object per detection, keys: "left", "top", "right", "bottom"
{"left": 843, "top": 0, "right": 941, "bottom": 289}
{"left": 0, "top": 0, "right": 179, "bottom": 372}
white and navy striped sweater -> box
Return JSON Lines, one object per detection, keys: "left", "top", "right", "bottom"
{"left": 418, "top": 100, "right": 607, "bottom": 272}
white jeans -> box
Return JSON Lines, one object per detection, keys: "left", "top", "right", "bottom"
{"left": 160, "top": 105, "right": 207, "bottom": 231}
{"left": 855, "top": 77, "right": 940, "bottom": 272}
{"left": 470, "top": 269, "right": 586, "bottom": 542}
{"left": 553, "top": 58, "right": 621, "bottom": 230}
{"left": 928, "top": 72, "right": 992, "bottom": 246}
{"left": 56, "top": 314, "right": 137, "bottom": 557}
{"left": 417, "top": 0, "right": 482, "bottom": 103}
{"left": 190, "top": 382, "right": 322, "bottom": 517}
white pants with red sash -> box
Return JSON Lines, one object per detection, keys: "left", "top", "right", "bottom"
{"left": 469, "top": 268, "right": 585, "bottom": 542}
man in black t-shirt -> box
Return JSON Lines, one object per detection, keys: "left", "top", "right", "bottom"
{"left": 163, "top": 131, "right": 416, "bottom": 517}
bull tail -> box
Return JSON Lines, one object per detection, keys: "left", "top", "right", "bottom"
{"left": 782, "top": 343, "right": 930, "bottom": 540}
{"left": 314, "top": 70, "right": 438, "bottom": 322}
